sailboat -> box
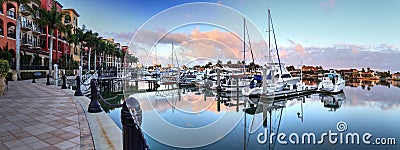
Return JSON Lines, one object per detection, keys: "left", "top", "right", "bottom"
{"left": 221, "top": 18, "right": 251, "bottom": 92}
{"left": 160, "top": 43, "right": 180, "bottom": 85}
{"left": 242, "top": 9, "right": 303, "bottom": 97}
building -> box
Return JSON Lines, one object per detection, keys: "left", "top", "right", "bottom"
{"left": 337, "top": 69, "right": 358, "bottom": 79}
{"left": 302, "top": 65, "right": 317, "bottom": 74}
{"left": 0, "top": 1, "right": 17, "bottom": 64}
{"left": 62, "top": 8, "right": 80, "bottom": 62}
{"left": 20, "top": 0, "right": 47, "bottom": 67}
{"left": 392, "top": 73, "right": 400, "bottom": 80}
{"left": 0, "top": 0, "right": 69, "bottom": 69}
{"left": 121, "top": 46, "right": 128, "bottom": 68}
{"left": 40, "top": 0, "right": 69, "bottom": 64}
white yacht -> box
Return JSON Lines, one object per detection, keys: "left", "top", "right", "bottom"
{"left": 242, "top": 9, "right": 302, "bottom": 97}
{"left": 242, "top": 64, "right": 302, "bottom": 97}
{"left": 317, "top": 70, "right": 345, "bottom": 93}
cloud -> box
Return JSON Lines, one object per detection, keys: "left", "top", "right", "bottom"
{"left": 320, "top": 0, "right": 336, "bottom": 13}
{"left": 280, "top": 43, "right": 400, "bottom": 72}
{"left": 103, "top": 31, "right": 135, "bottom": 45}
{"left": 128, "top": 28, "right": 400, "bottom": 72}
{"left": 351, "top": 46, "right": 359, "bottom": 54}
{"left": 286, "top": 39, "right": 308, "bottom": 57}
{"left": 129, "top": 28, "right": 269, "bottom": 66}
{"left": 279, "top": 49, "right": 288, "bottom": 58}
{"left": 287, "top": 39, "right": 296, "bottom": 45}
{"left": 295, "top": 44, "right": 307, "bottom": 57}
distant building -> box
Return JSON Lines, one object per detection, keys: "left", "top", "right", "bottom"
{"left": 337, "top": 69, "right": 358, "bottom": 79}
{"left": 392, "top": 73, "right": 400, "bottom": 80}
{"left": 302, "top": 65, "right": 317, "bottom": 74}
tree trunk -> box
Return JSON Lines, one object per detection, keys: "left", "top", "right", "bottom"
{"left": 88, "top": 48, "right": 91, "bottom": 72}
{"left": 16, "top": 11, "right": 21, "bottom": 79}
{"left": 49, "top": 30, "right": 54, "bottom": 76}
{"left": 94, "top": 49, "right": 97, "bottom": 71}
{"left": 80, "top": 44, "right": 83, "bottom": 67}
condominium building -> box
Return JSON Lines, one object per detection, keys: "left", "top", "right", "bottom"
{"left": 0, "top": 0, "right": 69, "bottom": 69}
{"left": 62, "top": 8, "right": 80, "bottom": 62}
{"left": 0, "top": 1, "right": 17, "bottom": 63}
{"left": 40, "top": 0, "right": 69, "bottom": 64}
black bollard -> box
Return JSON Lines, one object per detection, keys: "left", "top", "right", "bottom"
{"left": 74, "top": 76, "right": 83, "bottom": 96}
{"left": 46, "top": 73, "right": 50, "bottom": 85}
{"left": 61, "top": 74, "right": 67, "bottom": 89}
{"left": 32, "top": 76, "right": 36, "bottom": 83}
{"left": 88, "top": 79, "right": 102, "bottom": 113}
{"left": 121, "top": 98, "right": 148, "bottom": 150}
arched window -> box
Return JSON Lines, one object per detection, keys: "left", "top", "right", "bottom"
{"left": 0, "top": 4, "right": 3, "bottom": 14}
{"left": 6, "top": 3, "right": 16, "bottom": 19}
{"left": 0, "top": 19, "right": 3, "bottom": 36}
{"left": 7, "top": 22, "right": 16, "bottom": 39}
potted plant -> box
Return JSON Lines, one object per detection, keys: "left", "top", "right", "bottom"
{"left": 0, "top": 59, "right": 10, "bottom": 95}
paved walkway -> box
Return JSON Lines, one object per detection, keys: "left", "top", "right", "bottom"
{"left": 0, "top": 79, "right": 95, "bottom": 150}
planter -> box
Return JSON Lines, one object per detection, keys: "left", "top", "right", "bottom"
{"left": 0, "top": 76, "right": 5, "bottom": 96}
{"left": 12, "top": 70, "right": 17, "bottom": 81}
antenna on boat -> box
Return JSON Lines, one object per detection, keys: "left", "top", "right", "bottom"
{"left": 267, "top": 9, "right": 271, "bottom": 63}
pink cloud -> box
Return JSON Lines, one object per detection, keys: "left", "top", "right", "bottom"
{"left": 295, "top": 44, "right": 307, "bottom": 57}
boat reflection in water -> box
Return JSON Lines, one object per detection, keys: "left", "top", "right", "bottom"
{"left": 319, "top": 92, "right": 346, "bottom": 111}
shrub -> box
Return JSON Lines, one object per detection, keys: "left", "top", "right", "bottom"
{"left": 0, "top": 59, "right": 10, "bottom": 77}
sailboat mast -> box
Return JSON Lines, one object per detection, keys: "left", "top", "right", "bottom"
{"left": 172, "top": 43, "right": 174, "bottom": 68}
{"left": 268, "top": 9, "right": 271, "bottom": 63}
{"left": 155, "top": 45, "right": 158, "bottom": 66}
{"left": 243, "top": 18, "right": 246, "bottom": 73}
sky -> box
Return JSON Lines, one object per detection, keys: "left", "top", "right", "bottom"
{"left": 58, "top": 0, "right": 400, "bottom": 72}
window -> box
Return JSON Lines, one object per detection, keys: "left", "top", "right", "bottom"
{"left": 0, "top": 20, "right": 3, "bottom": 36}
{"left": 6, "top": 4, "right": 15, "bottom": 19}
{"left": 7, "top": 23, "right": 16, "bottom": 39}
{"left": 21, "top": 17, "right": 27, "bottom": 27}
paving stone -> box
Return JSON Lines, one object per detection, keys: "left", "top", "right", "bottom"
{"left": 54, "top": 141, "right": 77, "bottom": 150}
{"left": 0, "top": 80, "right": 95, "bottom": 149}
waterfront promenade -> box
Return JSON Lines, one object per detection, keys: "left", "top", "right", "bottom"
{"left": 0, "top": 79, "right": 122, "bottom": 150}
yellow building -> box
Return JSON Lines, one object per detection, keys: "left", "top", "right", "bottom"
{"left": 62, "top": 8, "right": 80, "bottom": 62}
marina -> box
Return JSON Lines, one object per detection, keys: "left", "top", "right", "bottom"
{"left": 101, "top": 78, "right": 400, "bottom": 150}
{"left": 1, "top": 0, "right": 399, "bottom": 149}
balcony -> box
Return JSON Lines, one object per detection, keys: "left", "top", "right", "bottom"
{"left": 32, "top": 42, "right": 41, "bottom": 49}
{"left": 22, "top": 38, "right": 33, "bottom": 46}
{"left": 20, "top": 5, "right": 30, "bottom": 16}
{"left": 32, "top": 12, "right": 40, "bottom": 21}
{"left": 21, "top": 22, "right": 32, "bottom": 31}
{"left": 32, "top": 26, "right": 42, "bottom": 35}
{"left": 40, "top": 30, "right": 48, "bottom": 36}
{"left": 7, "top": 10, "right": 15, "bottom": 19}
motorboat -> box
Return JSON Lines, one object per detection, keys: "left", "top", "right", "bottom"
{"left": 317, "top": 70, "right": 345, "bottom": 93}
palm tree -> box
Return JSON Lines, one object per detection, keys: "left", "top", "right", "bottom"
{"left": 0, "top": 0, "right": 35, "bottom": 79}
{"left": 82, "top": 30, "right": 100, "bottom": 71}
{"left": 36, "top": 2, "right": 66, "bottom": 76}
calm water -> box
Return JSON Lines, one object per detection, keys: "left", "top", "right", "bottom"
{"left": 107, "top": 80, "right": 400, "bottom": 150}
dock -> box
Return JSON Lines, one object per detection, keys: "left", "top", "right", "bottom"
{"left": 260, "top": 86, "right": 317, "bottom": 100}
